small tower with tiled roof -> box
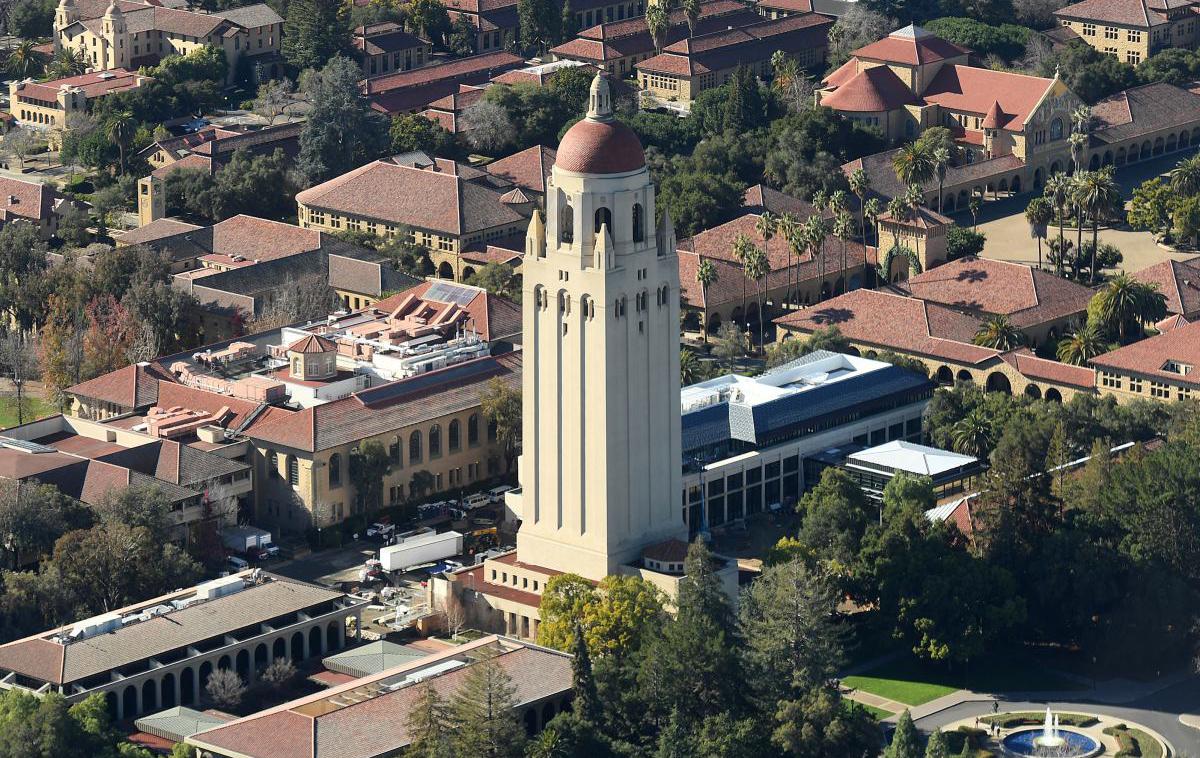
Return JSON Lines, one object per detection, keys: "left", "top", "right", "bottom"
{"left": 286, "top": 334, "right": 338, "bottom": 381}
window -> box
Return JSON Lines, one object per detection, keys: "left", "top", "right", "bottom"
{"left": 632, "top": 203, "right": 644, "bottom": 242}
{"left": 1127, "top": 50, "right": 1141, "bottom": 64}
{"left": 329, "top": 453, "right": 342, "bottom": 488}
{"left": 429, "top": 424, "right": 442, "bottom": 458}
{"left": 487, "top": 419, "right": 498, "bottom": 443}
{"left": 287, "top": 456, "right": 299, "bottom": 486}
{"left": 1083, "top": 22, "right": 1096, "bottom": 35}
{"left": 1050, "top": 118, "right": 1064, "bottom": 141}
{"left": 560, "top": 203, "right": 573, "bottom": 243}
{"left": 594, "top": 207, "right": 612, "bottom": 234}
{"left": 449, "top": 419, "right": 461, "bottom": 452}
{"left": 1128, "top": 29, "right": 1142, "bottom": 41}
{"left": 390, "top": 439, "right": 402, "bottom": 466}
{"left": 1150, "top": 381, "right": 1171, "bottom": 398}
{"left": 268, "top": 450, "right": 279, "bottom": 478}
{"left": 1129, "top": 376, "right": 1143, "bottom": 393}
{"left": 410, "top": 430, "right": 422, "bottom": 463}
{"left": 468, "top": 413, "right": 480, "bottom": 446}
{"left": 1101, "top": 372, "right": 1122, "bottom": 389}
{"left": 1104, "top": 26, "right": 1118, "bottom": 39}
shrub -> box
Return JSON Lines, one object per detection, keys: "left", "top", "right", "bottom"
{"left": 984, "top": 712, "right": 1097, "bottom": 728}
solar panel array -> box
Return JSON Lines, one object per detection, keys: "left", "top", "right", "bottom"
{"left": 0, "top": 437, "right": 58, "bottom": 454}
{"left": 425, "top": 281, "right": 480, "bottom": 307}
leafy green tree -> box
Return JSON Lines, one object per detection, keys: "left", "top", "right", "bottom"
{"left": 9, "top": 0, "right": 56, "bottom": 38}
{"left": 1136, "top": 46, "right": 1200, "bottom": 85}
{"left": 282, "top": 0, "right": 350, "bottom": 71}
{"left": 925, "top": 728, "right": 949, "bottom": 758}
{"left": 480, "top": 376, "right": 520, "bottom": 472}
{"left": 1127, "top": 177, "right": 1173, "bottom": 237}
{"left": 450, "top": 657, "right": 527, "bottom": 758}
{"left": 406, "top": 0, "right": 452, "bottom": 42}
{"left": 0, "top": 222, "right": 48, "bottom": 330}
{"left": 797, "top": 468, "right": 873, "bottom": 599}
{"left": 950, "top": 408, "right": 993, "bottom": 459}
{"left": 518, "top": 0, "right": 561, "bottom": 50}
{"left": 645, "top": 2, "right": 668, "bottom": 53}
{"left": 742, "top": 243, "right": 770, "bottom": 352}
{"left": 893, "top": 141, "right": 935, "bottom": 189}
{"left": 1024, "top": 197, "right": 1053, "bottom": 270}
{"left": 694, "top": 257, "right": 718, "bottom": 344}
{"left": 655, "top": 168, "right": 744, "bottom": 238}
{"left": 1169, "top": 151, "right": 1200, "bottom": 195}
{"left": 771, "top": 686, "right": 879, "bottom": 757}
{"left": 297, "top": 56, "right": 390, "bottom": 184}
{"left": 680, "top": 348, "right": 702, "bottom": 386}
{"left": 1088, "top": 273, "right": 1167, "bottom": 344}
{"left": 537, "top": 573, "right": 598, "bottom": 650}
{"left": 466, "top": 263, "right": 521, "bottom": 301}
{"left": 390, "top": 113, "right": 458, "bottom": 157}
{"left": 1172, "top": 192, "right": 1200, "bottom": 245}
{"left": 0, "top": 482, "right": 89, "bottom": 568}
{"left": 1040, "top": 41, "right": 1139, "bottom": 103}
{"left": 925, "top": 17, "right": 1031, "bottom": 60}
{"left": 1073, "top": 167, "right": 1121, "bottom": 283}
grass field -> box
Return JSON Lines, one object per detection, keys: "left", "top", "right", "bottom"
{"left": 843, "top": 655, "right": 1087, "bottom": 707}
{"left": 0, "top": 396, "right": 54, "bottom": 429}
{"left": 855, "top": 702, "right": 895, "bottom": 720}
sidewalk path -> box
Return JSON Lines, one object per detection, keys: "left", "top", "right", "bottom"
{"left": 843, "top": 688, "right": 906, "bottom": 714}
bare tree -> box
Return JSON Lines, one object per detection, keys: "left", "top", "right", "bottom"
{"left": 462, "top": 100, "right": 513, "bottom": 155}
{"left": 253, "top": 78, "right": 298, "bottom": 125}
{"left": 443, "top": 594, "right": 467, "bottom": 641}
{"left": 828, "top": 6, "right": 892, "bottom": 66}
{"left": 1020, "top": 34, "right": 1054, "bottom": 74}
{"left": 248, "top": 276, "right": 340, "bottom": 333}
{"left": 259, "top": 658, "right": 298, "bottom": 689}
{"left": 205, "top": 668, "right": 247, "bottom": 709}
{"left": 0, "top": 331, "right": 39, "bottom": 425}
{"left": 124, "top": 322, "right": 161, "bottom": 364}
{"left": 1013, "top": 0, "right": 1068, "bottom": 28}
{"left": 3, "top": 128, "right": 40, "bottom": 171}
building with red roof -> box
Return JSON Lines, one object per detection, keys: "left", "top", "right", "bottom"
{"left": 351, "top": 21, "right": 431, "bottom": 78}
{"left": 636, "top": 12, "right": 833, "bottom": 103}
{"left": 1132, "top": 256, "right": 1200, "bottom": 320}
{"left": 1055, "top": 0, "right": 1200, "bottom": 65}
{"left": 362, "top": 51, "right": 525, "bottom": 115}
{"left": 9, "top": 69, "right": 150, "bottom": 145}
{"left": 1092, "top": 318, "right": 1200, "bottom": 403}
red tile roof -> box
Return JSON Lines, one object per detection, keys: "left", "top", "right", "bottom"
{"left": 15, "top": 68, "right": 146, "bottom": 102}
{"left": 742, "top": 184, "right": 825, "bottom": 218}
{"left": 150, "top": 152, "right": 213, "bottom": 178}
{"left": 363, "top": 51, "right": 524, "bottom": 113}
{"left": 296, "top": 158, "right": 528, "bottom": 236}
{"left": 774, "top": 288, "right": 1002, "bottom": 364}
{"left": 922, "top": 65, "right": 1055, "bottom": 128}
{"left": 556, "top": 116, "right": 646, "bottom": 174}
{"left": 820, "top": 65, "right": 920, "bottom": 112}
{"left": 637, "top": 13, "right": 833, "bottom": 77}
{"left": 1090, "top": 319, "right": 1200, "bottom": 386}
{"left": 288, "top": 334, "right": 337, "bottom": 354}
{"left": 1132, "top": 257, "right": 1200, "bottom": 317}
{"left": 0, "top": 176, "right": 66, "bottom": 223}
{"left": 550, "top": 0, "right": 752, "bottom": 64}
{"left": 67, "top": 362, "right": 176, "bottom": 408}
{"left": 485, "top": 145, "right": 556, "bottom": 194}
{"left": 852, "top": 24, "right": 970, "bottom": 65}
{"left": 1055, "top": 0, "right": 1169, "bottom": 27}
{"left": 896, "top": 257, "right": 1093, "bottom": 328}
{"left": 1000, "top": 349, "right": 1095, "bottom": 389}
{"left": 373, "top": 280, "right": 522, "bottom": 342}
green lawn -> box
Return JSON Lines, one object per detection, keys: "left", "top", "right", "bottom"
{"left": 856, "top": 702, "right": 895, "bottom": 720}
{"left": 843, "top": 655, "right": 1087, "bottom": 707}
{"left": 0, "top": 396, "right": 54, "bottom": 429}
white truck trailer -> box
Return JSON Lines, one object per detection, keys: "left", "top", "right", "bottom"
{"left": 379, "top": 530, "right": 463, "bottom": 572}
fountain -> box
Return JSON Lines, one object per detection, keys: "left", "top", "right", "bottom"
{"left": 999, "top": 709, "right": 1101, "bottom": 757}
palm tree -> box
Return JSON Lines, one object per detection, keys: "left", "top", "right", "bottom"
{"left": 1074, "top": 167, "right": 1121, "bottom": 284}
{"left": 968, "top": 192, "right": 982, "bottom": 231}
{"left": 1056, "top": 324, "right": 1106, "bottom": 365}
{"left": 902, "top": 184, "right": 924, "bottom": 259}
{"left": 755, "top": 211, "right": 777, "bottom": 246}
{"left": 1068, "top": 131, "right": 1088, "bottom": 175}
{"left": 4, "top": 41, "right": 43, "bottom": 78}
{"left": 48, "top": 48, "right": 86, "bottom": 79}
{"left": 777, "top": 212, "right": 799, "bottom": 309}
{"left": 1169, "top": 153, "right": 1200, "bottom": 195}
{"left": 886, "top": 195, "right": 908, "bottom": 249}
{"left": 863, "top": 196, "right": 881, "bottom": 246}
{"left": 833, "top": 211, "right": 854, "bottom": 294}
{"left": 645, "top": 3, "right": 668, "bottom": 53}
{"left": 1093, "top": 273, "right": 1168, "bottom": 344}
{"left": 743, "top": 244, "right": 771, "bottom": 352}
{"left": 1071, "top": 104, "right": 1093, "bottom": 136}
{"left": 973, "top": 314, "right": 1023, "bottom": 350}
{"left": 828, "top": 189, "right": 847, "bottom": 216}
{"left": 1024, "top": 197, "right": 1053, "bottom": 270}
{"left": 680, "top": 348, "right": 702, "bottom": 385}
{"left": 951, "top": 409, "right": 992, "bottom": 458}
{"left": 1044, "top": 173, "right": 1071, "bottom": 276}
{"left": 849, "top": 167, "right": 870, "bottom": 242}
{"left": 106, "top": 110, "right": 136, "bottom": 175}
{"left": 802, "top": 215, "right": 828, "bottom": 303}
{"left": 1069, "top": 171, "right": 1088, "bottom": 274}
{"left": 732, "top": 234, "right": 754, "bottom": 334}
{"left": 933, "top": 146, "right": 950, "bottom": 213}
{"left": 695, "top": 257, "right": 718, "bottom": 344}
{"left": 682, "top": 0, "right": 700, "bottom": 36}
{"left": 893, "top": 141, "right": 936, "bottom": 190}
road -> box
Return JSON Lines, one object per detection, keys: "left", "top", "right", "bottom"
{"left": 914, "top": 677, "right": 1200, "bottom": 757}
{"left": 963, "top": 151, "right": 1200, "bottom": 273}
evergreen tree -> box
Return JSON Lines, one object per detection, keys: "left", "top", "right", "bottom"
{"left": 297, "top": 56, "right": 390, "bottom": 184}
{"left": 886, "top": 710, "right": 920, "bottom": 758}
{"left": 281, "top": 0, "right": 349, "bottom": 71}
{"left": 924, "top": 728, "right": 949, "bottom": 758}
{"left": 654, "top": 707, "right": 694, "bottom": 758}
{"left": 407, "top": 683, "right": 452, "bottom": 758}
{"left": 571, "top": 620, "right": 601, "bottom": 725}
{"left": 451, "top": 658, "right": 526, "bottom": 758}
{"left": 560, "top": 0, "right": 576, "bottom": 38}
{"left": 518, "top": 0, "right": 560, "bottom": 50}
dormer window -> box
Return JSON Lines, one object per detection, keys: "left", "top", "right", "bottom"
{"left": 1163, "top": 360, "right": 1192, "bottom": 376}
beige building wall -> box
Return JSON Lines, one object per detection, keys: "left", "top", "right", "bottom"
{"left": 1096, "top": 368, "right": 1197, "bottom": 403}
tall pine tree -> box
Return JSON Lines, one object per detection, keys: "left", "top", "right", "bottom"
{"left": 885, "top": 710, "right": 920, "bottom": 758}
{"left": 281, "top": 0, "right": 348, "bottom": 71}
{"left": 571, "top": 620, "right": 601, "bottom": 725}
{"left": 406, "top": 684, "right": 452, "bottom": 758}
{"left": 450, "top": 657, "right": 526, "bottom": 758}
{"left": 297, "top": 56, "right": 390, "bottom": 184}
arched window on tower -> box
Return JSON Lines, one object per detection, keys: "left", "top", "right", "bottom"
{"left": 560, "top": 203, "right": 573, "bottom": 243}
{"left": 632, "top": 203, "right": 644, "bottom": 242}
{"left": 594, "top": 207, "right": 612, "bottom": 233}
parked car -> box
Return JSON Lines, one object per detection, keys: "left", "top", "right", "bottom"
{"left": 488, "top": 485, "right": 514, "bottom": 502}
{"left": 226, "top": 555, "right": 249, "bottom": 571}
{"left": 367, "top": 522, "right": 395, "bottom": 539}
{"left": 464, "top": 493, "right": 491, "bottom": 510}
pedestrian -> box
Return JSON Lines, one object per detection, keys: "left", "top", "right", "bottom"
{"left": 992, "top": 700, "right": 1000, "bottom": 714}
{"left": 975, "top": 717, "right": 979, "bottom": 727}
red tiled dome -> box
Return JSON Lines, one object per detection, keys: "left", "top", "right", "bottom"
{"left": 555, "top": 117, "right": 646, "bottom": 175}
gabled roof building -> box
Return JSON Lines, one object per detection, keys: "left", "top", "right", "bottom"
{"left": 1055, "top": 0, "right": 1200, "bottom": 65}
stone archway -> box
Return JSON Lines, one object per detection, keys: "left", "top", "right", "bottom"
{"left": 1024, "top": 384, "right": 1042, "bottom": 399}
{"left": 180, "top": 667, "right": 195, "bottom": 706}
{"left": 1103, "top": 150, "right": 1113, "bottom": 166}
{"left": 273, "top": 637, "right": 287, "bottom": 660}
{"left": 956, "top": 369, "right": 973, "bottom": 383}
{"left": 236, "top": 649, "right": 251, "bottom": 681}
{"left": 1167, "top": 134, "right": 1177, "bottom": 152}
{"left": 943, "top": 194, "right": 956, "bottom": 212}
{"left": 438, "top": 261, "right": 454, "bottom": 279}
{"left": 1141, "top": 141, "right": 1152, "bottom": 159}
{"left": 985, "top": 372, "right": 1012, "bottom": 393}
{"left": 936, "top": 365, "right": 955, "bottom": 385}
{"left": 309, "top": 626, "right": 323, "bottom": 658}
{"left": 161, "top": 672, "right": 177, "bottom": 709}
{"left": 1034, "top": 168, "right": 1044, "bottom": 189}
{"left": 142, "top": 678, "right": 157, "bottom": 714}
{"left": 1089, "top": 153, "right": 1100, "bottom": 170}
{"left": 523, "top": 708, "right": 538, "bottom": 735}
{"left": 1011, "top": 174, "right": 1021, "bottom": 193}
{"left": 1154, "top": 137, "right": 1164, "bottom": 155}
{"left": 105, "top": 691, "right": 118, "bottom": 721}
{"left": 327, "top": 621, "right": 341, "bottom": 653}
{"left": 199, "top": 661, "right": 213, "bottom": 694}
{"left": 462, "top": 266, "right": 476, "bottom": 281}
{"left": 1117, "top": 147, "right": 1127, "bottom": 165}
{"left": 122, "top": 685, "right": 137, "bottom": 720}
{"left": 255, "top": 643, "right": 269, "bottom": 672}
{"left": 291, "top": 631, "right": 305, "bottom": 662}
{"left": 1045, "top": 388, "right": 1063, "bottom": 402}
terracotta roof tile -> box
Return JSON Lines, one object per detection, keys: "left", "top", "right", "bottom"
{"left": 485, "top": 145, "right": 556, "bottom": 194}
{"left": 637, "top": 13, "right": 833, "bottom": 77}
{"left": 556, "top": 117, "right": 646, "bottom": 174}
{"left": 15, "top": 68, "right": 146, "bottom": 102}
{"left": 922, "top": 65, "right": 1056, "bottom": 127}
{"left": 363, "top": 51, "right": 524, "bottom": 113}
{"left": 852, "top": 24, "right": 971, "bottom": 64}
{"left": 1055, "top": 0, "right": 1166, "bottom": 27}
{"left": 1132, "top": 256, "right": 1200, "bottom": 317}
{"left": 67, "top": 362, "right": 175, "bottom": 408}
{"left": 550, "top": 0, "right": 753, "bottom": 63}
{"left": 897, "top": 257, "right": 1092, "bottom": 328}
{"left": 820, "top": 65, "right": 920, "bottom": 112}
{"left": 1000, "top": 349, "right": 1095, "bottom": 388}
{"left": 1090, "top": 82, "right": 1200, "bottom": 145}
{"left": 1090, "top": 319, "right": 1200, "bottom": 386}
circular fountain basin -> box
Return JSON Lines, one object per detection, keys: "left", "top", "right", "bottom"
{"left": 1001, "top": 728, "right": 1101, "bottom": 757}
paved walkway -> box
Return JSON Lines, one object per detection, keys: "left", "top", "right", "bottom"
{"left": 843, "top": 688, "right": 908, "bottom": 714}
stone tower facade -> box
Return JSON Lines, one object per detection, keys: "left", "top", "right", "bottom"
{"left": 137, "top": 175, "right": 164, "bottom": 227}
{"left": 512, "top": 74, "right": 688, "bottom": 580}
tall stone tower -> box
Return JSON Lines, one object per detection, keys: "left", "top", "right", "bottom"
{"left": 54, "top": 0, "right": 79, "bottom": 52}
{"left": 101, "top": 1, "right": 129, "bottom": 70}
{"left": 137, "top": 175, "right": 165, "bottom": 227}
{"left": 514, "top": 73, "right": 687, "bottom": 580}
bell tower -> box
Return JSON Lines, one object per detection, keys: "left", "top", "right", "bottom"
{"left": 513, "top": 73, "right": 687, "bottom": 580}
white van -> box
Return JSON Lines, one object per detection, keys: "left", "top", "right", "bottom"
{"left": 487, "top": 485, "right": 514, "bottom": 503}
{"left": 464, "top": 493, "right": 491, "bottom": 510}
{"left": 227, "top": 555, "right": 249, "bottom": 571}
